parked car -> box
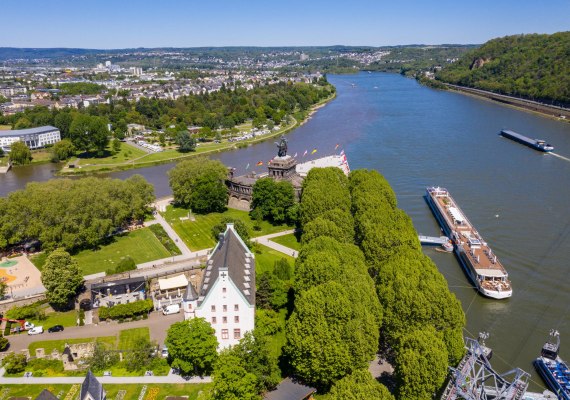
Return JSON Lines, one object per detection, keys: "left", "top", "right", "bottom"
{"left": 24, "top": 321, "right": 34, "bottom": 330}
{"left": 27, "top": 326, "right": 44, "bottom": 335}
{"left": 162, "top": 304, "right": 180, "bottom": 315}
{"left": 161, "top": 346, "right": 168, "bottom": 358}
{"left": 47, "top": 325, "right": 64, "bottom": 333}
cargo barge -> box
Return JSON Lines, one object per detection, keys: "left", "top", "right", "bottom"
{"left": 500, "top": 129, "right": 554, "bottom": 152}
{"left": 534, "top": 330, "right": 570, "bottom": 400}
{"left": 425, "top": 187, "right": 512, "bottom": 299}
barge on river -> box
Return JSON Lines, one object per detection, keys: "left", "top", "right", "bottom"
{"left": 500, "top": 129, "right": 554, "bottom": 152}
{"left": 425, "top": 187, "right": 512, "bottom": 299}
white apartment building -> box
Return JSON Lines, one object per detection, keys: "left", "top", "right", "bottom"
{"left": 183, "top": 224, "right": 255, "bottom": 349}
{"left": 0, "top": 125, "right": 61, "bottom": 152}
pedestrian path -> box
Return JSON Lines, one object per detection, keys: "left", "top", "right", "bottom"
{"left": 251, "top": 230, "right": 299, "bottom": 258}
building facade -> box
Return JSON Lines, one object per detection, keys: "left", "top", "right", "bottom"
{"left": 0, "top": 125, "right": 61, "bottom": 151}
{"left": 183, "top": 224, "right": 255, "bottom": 349}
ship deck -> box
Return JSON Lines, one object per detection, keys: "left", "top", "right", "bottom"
{"left": 428, "top": 189, "right": 511, "bottom": 292}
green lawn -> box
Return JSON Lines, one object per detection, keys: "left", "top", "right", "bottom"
{"left": 254, "top": 244, "right": 295, "bottom": 276}
{"left": 265, "top": 308, "right": 288, "bottom": 359}
{"left": 77, "top": 141, "right": 147, "bottom": 166}
{"left": 27, "top": 310, "right": 78, "bottom": 328}
{"left": 269, "top": 233, "right": 301, "bottom": 251}
{"left": 0, "top": 384, "right": 212, "bottom": 399}
{"left": 30, "top": 252, "right": 48, "bottom": 270}
{"left": 118, "top": 327, "right": 150, "bottom": 350}
{"left": 0, "top": 124, "right": 11, "bottom": 130}
{"left": 162, "top": 206, "right": 293, "bottom": 251}
{"left": 29, "top": 335, "right": 116, "bottom": 356}
{"left": 73, "top": 227, "right": 172, "bottom": 275}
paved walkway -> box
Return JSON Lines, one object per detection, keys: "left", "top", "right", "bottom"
{"left": 251, "top": 230, "right": 299, "bottom": 258}
{"left": 6, "top": 312, "right": 184, "bottom": 353}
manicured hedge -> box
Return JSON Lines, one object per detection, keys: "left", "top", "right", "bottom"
{"left": 98, "top": 299, "right": 153, "bottom": 320}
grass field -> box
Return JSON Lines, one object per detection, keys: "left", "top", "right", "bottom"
{"left": 0, "top": 383, "right": 212, "bottom": 399}
{"left": 27, "top": 309, "right": 78, "bottom": 328}
{"left": 77, "top": 141, "right": 147, "bottom": 166}
{"left": 0, "top": 124, "right": 11, "bottom": 130}
{"left": 29, "top": 335, "right": 116, "bottom": 355}
{"left": 118, "top": 327, "right": 150, "bottom": 350}
{"left": 30, "top": 148, "right": 53, "bottom": 164}
{"left": 162, "top": 206, "right": 293, "bottom": 251}
{"left": 254, "top": 243, "right": 295, "bottom": 276}
{"left": 73, "top": 227, "right": 171, "bottom": 275}
{"left": 269, "top": 233, "right": 301, "bottom": 251}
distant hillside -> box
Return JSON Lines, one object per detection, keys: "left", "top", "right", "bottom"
{"left": 436, "top": 32, "right": 570, "bottom": 106}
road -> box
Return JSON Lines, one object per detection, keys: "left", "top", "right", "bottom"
{"left": 6, "top": 312, "right": 184, "bottom": 354}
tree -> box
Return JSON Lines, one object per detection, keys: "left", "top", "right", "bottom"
{"left": 168, "top": 158, "right": 228, "bottom": 213}
{"left": 111, "top": 138, "right": 121, "bottom": 154}
{"left": 211, "top": 351, "right": 260, "bottom": 400}
{"left": 14, "top": 117, "right": 32, "bottom": 129}
{"left": 211, "top": 218, "right": 250, "bottom": 245}
{"left": 0, "top": 280, "right": 7, "bottom": 299}
{"left": 165, "top": 318, "right": 218, "bottom": 376}
{"left": 88, "top": 341, "right": 119, "bottom": 371}
{"left": 89, "top": 116, "right": 110, "bottom": 156}
{"left": 0, "top": 336, "right": 8, "bottom": 351}
{"left": 176, "top": 131, "right": 196, "bottom": 153}
{"left": 9, "top": 142, "right": 32, "bottom": 165}
{"left": 273, "top": 258, "right": 292, "bottom": 281}
{"left": 394, "top": 327, "right": 449, "bottom": 400}
{"left": 2, "top": 353, "right": 26, "bottom": 373}
{"left": 41, "top": 248, "right": 83, "bottom": 309}
{"left": 327, "top": 369, "right": 394, "bottom": 400}
{"left": 124, "top": 337, "right": 156, "bottom": 372}
{"left": 115, "top": 256, "right": 136, "bottom": 273}
{"left": 251, "top": 179, "right": 295, "bottom": 225}
{"left": 51, "top": 139, "right": 75, "bottom": 162}
{"left": 54, "top": 112, "right": 74, "bottom": 138}
{"left": 0, "top": 147, "right": 4, "bottom": 157}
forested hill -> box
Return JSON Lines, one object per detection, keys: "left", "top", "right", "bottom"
{"left": 435, "top": 32, "right": 570, "bottom": 106}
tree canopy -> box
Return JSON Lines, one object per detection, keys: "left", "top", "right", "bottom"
{"left": 0, "top": 175, "right": 154, "bottom": 252}
{"left": 165, "top": 318, "right": 219, "bottom": 376}
{"left": 326, "top": 369, "right": 394, "bottom": 400}
{"left": 9, "top": 142, "right": 32, "bottom": 165}
{"left": 251, "top": 178, "right": 296, "bottom": 225}
{"left": 40, "top": 248, "right": 84, "bottom": 309}
{"left": 168, "top": 157, "right": 228, "bottom": 213}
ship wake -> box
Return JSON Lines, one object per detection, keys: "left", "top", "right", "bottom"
{"left": 548, "top": 152, "right": 570, "bottom": 162}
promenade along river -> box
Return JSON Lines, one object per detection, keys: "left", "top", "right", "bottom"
{"left": 2, "top": 72, "right": 570, "bottom": 389}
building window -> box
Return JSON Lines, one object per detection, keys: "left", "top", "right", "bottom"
{"left": 234, "top": 316, "right": 239, "bottom": 323}
{"left": 222, "top": 316, "right": 227, "bottom": 324}
{"left": 223, "top": 305, "right": 227, "bottom": 312}
{"left": 212, "top": 317, "right": 216, "bottom": 324}
{"left": 234, "top": 304, "right": 239, "bottom": 311}
{"left": 222, "top": 287, "right": 226, "bottom": 293}
{"left": 222, "top": 329, "right": 229, "bottom": 340}
{"left": 234, "top": 329, "right": 241, "bottom": 339}
{"left": 211, "top": 305, "right": 216, "bottom": 312}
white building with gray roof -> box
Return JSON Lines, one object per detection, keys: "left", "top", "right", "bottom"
{"left": 0, "top": 125, "right": 61, "bottom": 152}
{"left": 183, "top": 223, "right": 255, "bottom": 349}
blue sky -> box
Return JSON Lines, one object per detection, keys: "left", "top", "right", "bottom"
{"left": 3, "top": 0, "right": 569, "bottom": 48}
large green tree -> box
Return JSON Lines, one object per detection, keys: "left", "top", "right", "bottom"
{"left": 9, "top": 142, "right": 32, "bottom": 165}
{"left": 176, "top": 130, "right": 196, "bottom": 153}
{"left": 251, "top": 178, "right": 295, "bottom": 224}
{"left": 124, "top": 336, "right": 156, "bottom": 372}
{"left": 41, "top": 248, "right": 83, "bottom": 309}
{"left": 51, "top": 139, "right": 75, "bottom": 162}
{"left": 327, "top": 369, "right": 394, "bottom": 400}
{"left": 211, "top": 351, "right": 260, "bottom": 400}
{"left": 168, "top": 158, "right": 228, "bottom": 213}
{"left": 165, "top": 318, "right": 218, "bottom": 376}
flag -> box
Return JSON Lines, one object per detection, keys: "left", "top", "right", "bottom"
{"left": 340, "top": 149, "right": 345, "bottom": 156}
{"left": 303, "top": 150, "right": 308, "bottom": 157}
{"left": 256, "top": 161, "right": 263, "bottom": 166}
{"left": 267, "top": 160, "right": 271, "bottom": 165}
{"left": 293, "top": 152, "right": 298, "bottom": 158}
{"left": 335, "top": 144, "right": 339, "bottom": 150}
{"left": 245, "top": 163, "right": 250, "bottom": 170}
{"left": 311, "top": 148, "right": 317, "bottom": 155}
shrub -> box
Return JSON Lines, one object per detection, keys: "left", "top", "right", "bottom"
{"left": 149, "top": 224, "right": 180, "bottom": 255}
{"left": 78, "top": 309, "right": 85, "bottom": 326}
{"left": 98, "top": 299, "right": 153, "bottom": 321}
{"left": 0, "top": 336, "right": 9, "bottom": 351}
{"left": 2, "top": 353, "right": 27, "bottom": 374}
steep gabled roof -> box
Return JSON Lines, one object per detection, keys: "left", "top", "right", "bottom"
{"left": 35, "top": 389, "right": 58, "bottom": 400}
{"left": 199, "top": 224, "right": 255, "bottom": 306}
{"left": 80, "top": 370, "right": 105, "bottom": 400}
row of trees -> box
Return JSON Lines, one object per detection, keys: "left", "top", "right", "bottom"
{"left": 349, "top": 169, "right": 465, "bottom": 399}
{"left": 285, "top": 167, "right": 385, "bottom": 393}
{"left": 0, "top": 175, "right": 154, "bottom": 252}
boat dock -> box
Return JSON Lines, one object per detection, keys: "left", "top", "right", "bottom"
{"left": 419, "top": 235, "right": 449, "bottom": 246}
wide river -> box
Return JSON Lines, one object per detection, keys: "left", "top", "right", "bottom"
{"left": 2, "top": 72, "right": 570, "bottom": 389}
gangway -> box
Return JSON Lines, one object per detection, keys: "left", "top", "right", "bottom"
{"left": 419, "top": 235, "right": 449, "bottom": 246}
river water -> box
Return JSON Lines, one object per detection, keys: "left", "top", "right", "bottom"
{"left": 2, "top": 73, "right": 570, "bottom": 389}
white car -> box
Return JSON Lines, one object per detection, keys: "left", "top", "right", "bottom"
{"left": 24, "top": 322, "right": 34, "bottom": 330}
{"left": 162, "top": 304, "right": 180, "bottom": 315}
{"left": 27, "top": 326, "right": 43, "bottom": 335}
{"left": 161, "top": 347, "right": 168, "bottom": 358}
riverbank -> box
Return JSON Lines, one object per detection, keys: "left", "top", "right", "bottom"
{"left": 438, "top": 82, "right": 570, "bottom": 123}
{"left": 57, "top": 92, "right": 336, "bottom": 175}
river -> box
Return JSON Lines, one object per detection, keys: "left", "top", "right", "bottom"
{"left": 2, "top": 72, "right": 570, "bottom": 389}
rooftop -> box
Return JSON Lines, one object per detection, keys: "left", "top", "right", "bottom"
{"left": 0, "top": 125, "right": 59, "bottom": 138}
